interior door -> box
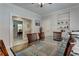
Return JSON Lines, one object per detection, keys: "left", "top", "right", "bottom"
{"left": 42, "top": 20, "right": 52, "bottom": 37}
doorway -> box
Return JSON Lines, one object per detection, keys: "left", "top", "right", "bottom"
{"left": 12, "top": 16, "right": 32, "bottom": 46}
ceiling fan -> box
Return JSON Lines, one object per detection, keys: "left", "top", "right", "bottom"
{"left": 32, "top": 3, "right": 52, "bottom": 8}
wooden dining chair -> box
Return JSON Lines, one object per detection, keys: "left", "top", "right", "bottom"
{"left": 0, "top": 40, "right": 9, "bottom": 56}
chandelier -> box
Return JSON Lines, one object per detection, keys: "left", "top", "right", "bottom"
{"left": 32, "top": 3, "right": 52, "bottom": 8}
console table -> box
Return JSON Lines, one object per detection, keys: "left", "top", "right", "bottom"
{"left": 53, "top": 32, "right": 62, "bottom": 41}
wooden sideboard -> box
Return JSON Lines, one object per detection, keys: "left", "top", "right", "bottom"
{"left": 53, "top": 32, "right": 62, "bottom": 41}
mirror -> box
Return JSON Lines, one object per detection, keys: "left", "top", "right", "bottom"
{"left": 13, "top": 20, "right": 23, "bottom": 41}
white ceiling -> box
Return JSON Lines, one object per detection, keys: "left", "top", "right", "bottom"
{"left": 13, "top": 3, "right": 79, "bottom": 16}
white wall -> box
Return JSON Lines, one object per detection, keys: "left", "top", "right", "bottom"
{"left": 70, "top": 5, "right": 79, "bottom": 30}
{"left": 0, "top": 4, "right": 41, "bottom": 55}
{"left": 42, "top": 5, "right": 79, "bottom": 37}
{"left": 42, "top": 14, "right": 56, "bottom": 37}
{"left": 41, "top": 4, "right": 79, "bottom": 37}
{"left": 41, "top": 8, "right": 70, "bottom": 37}
{"left": 0, "top": 4, "right": 13, "bottom": 55}
{"left": 0, "top": 4, "right": 5, "bottom": 42}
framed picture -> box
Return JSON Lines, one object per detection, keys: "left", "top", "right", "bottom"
{"left": 35, "top": 20, "right": 40, "bottom": 26}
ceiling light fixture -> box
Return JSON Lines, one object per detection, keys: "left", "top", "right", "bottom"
{"left": 32, "top": 3, "right": 52, "bottom": 8}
